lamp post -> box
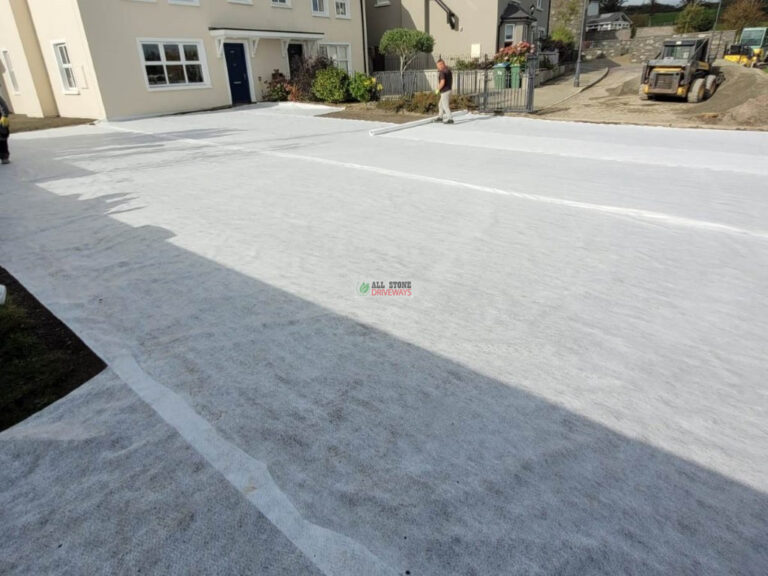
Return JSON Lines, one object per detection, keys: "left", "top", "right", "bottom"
{"left": 573, "top": 0, "right": 589, "bottom": 87}
{"left": 708, "top": 0, "right": 724, "bottom": 60}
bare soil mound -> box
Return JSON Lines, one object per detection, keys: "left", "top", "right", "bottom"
{"left": 681, "top": 64, "right": 768, "bottom": 116}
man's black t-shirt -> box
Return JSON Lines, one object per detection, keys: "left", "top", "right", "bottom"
{"left": 439, "top": 68, "right": 453, "bottom": 92}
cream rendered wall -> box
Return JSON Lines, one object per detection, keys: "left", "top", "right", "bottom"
{"left": 73, "top": 0, "right": 364, "bottom": 120}
{"left": 24, "top": 0, "right": 105, "bottom": 119}
{"left": 0, "top": 0, "right": 57, "bottom": 117}
{"left": 424, "top": 1, "right": 498, "bottom": 59}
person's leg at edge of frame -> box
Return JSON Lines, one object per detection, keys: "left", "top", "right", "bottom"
{"left": 441, "top": 90, "right": 453, "bottom": 124}
{"left": 0, "top": 135, "right": 9, "bottom": 164}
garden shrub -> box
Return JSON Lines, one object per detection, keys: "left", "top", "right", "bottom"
{"left": 376, "top": 93, "right": 475, "bottom": 115}
{"left": 406, "top": 92, "right": 439, "bottom": 114}
{"left": 376, "top": 98, "right": 406, "bottom": 113}
{"left": 290, "top": 56, "right": 333, "bottom": 101}
{"left": 550, "top": 25, "right": 575, "bottom": 45}
{"left": 349, "top": 72, "right": 382, "bottom": 103}
{"left": 311, "top": 67, "right": 350, "bottom": 103}
{"left": 454, "top": 57, "right": 484, "bottom": 70}
{"left": 541, "top": 37, "right": 577, "bottom": 63}
{"left": 450, "top": 94, "right": 476, "bottom": 111}
{"left": 263, "top": 69, "right": 291, "bottom": 102}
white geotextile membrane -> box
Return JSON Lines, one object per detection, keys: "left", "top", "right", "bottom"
{"left": 2, "top": 106, "right": 767, "bottom": 575}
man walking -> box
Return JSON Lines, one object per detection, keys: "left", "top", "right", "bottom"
{"left": 0, "top": 95, "right": 10, "bottom": 165}
{"left": 436, "top": 59, "right": 453, "bottom": 124}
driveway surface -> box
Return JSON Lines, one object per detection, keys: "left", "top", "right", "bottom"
{"left": 1, "top": 104, "right": 767, "bottom": 575}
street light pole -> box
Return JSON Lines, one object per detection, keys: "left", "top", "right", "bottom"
{"left": 573, "top": 0, "right": 589, "bottom": 87}
{"left": 708, "top": 0, "right": 724, "bottom": 60}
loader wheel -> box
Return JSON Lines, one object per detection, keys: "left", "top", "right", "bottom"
{"left": 704, "top": 74, "right": 718, "bottom": 99}
{"left": 638, "top": 86, "right": 650, "bottom": 100}
{"left": 687, "top": 78, "right": 706, "bottom": 103}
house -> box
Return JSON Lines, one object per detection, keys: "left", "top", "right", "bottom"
{"left": 365, "top": 0, "right": 551, "bottom": 70}
{"left": 0, "top": 0, "right": 367, "bottom": 120}
{"left": 585, "top": 12, "right": 632, "bottom": 33}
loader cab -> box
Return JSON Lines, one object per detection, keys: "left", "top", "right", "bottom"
{"left": 658, "top": 39, "right": 709, "bottom": 65}
{"left": 739, "top": 27, "right": 768, "bottom": 61}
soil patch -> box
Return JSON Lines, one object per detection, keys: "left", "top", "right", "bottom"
{"left": 539, "top": 62, "right": 768, "bottom": 131}
{"left": 0, "top": 267, "right": 105, "bottom": 431}
{"left": 320, "top": 103, "right": 429, "bottom": 124}
{"left": 8, "top": 114, "right": 94, "bottom": 133}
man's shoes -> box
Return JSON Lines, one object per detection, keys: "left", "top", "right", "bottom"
{"left": 445, "top": 119, "right": 454, "bottom": 125}
{"left": 1, "top": 158, "right": 9, "bottom": 165}
{"left": 435, "top": 117, "right": 443, "bottom": 123}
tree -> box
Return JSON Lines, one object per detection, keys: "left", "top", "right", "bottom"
{"left": 379, "top": 28, "right": 435, "bottom": 94}
{"left": 722, "top": 0, "right": 768, "bottom": 35}
{"left": 600, "top": 0, "right": 626, "bottom": 12}
{"left": 675, "top": 3, "right": 716, "bottom": 32}
{"left": 552, "top": 0, "right": 582, "bottom": 32}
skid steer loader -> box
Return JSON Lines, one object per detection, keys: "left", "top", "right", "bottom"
{"left": 639, "top": 38, "right": 721, "bottom": 103}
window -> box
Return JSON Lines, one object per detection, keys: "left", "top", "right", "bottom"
{"left": 335, "top": 0, "right": 350, "bottom": 17}
{"left": 139, "top": 40, "right": 208, "bottom": 89}
{"left": 271, "top": 0, "right": 290, "bottom": 7}
{"left": 536, "top": 0, "right": 542, "bottom": 9}
{"left": 312, "top": 0, "right": 328, "bottom": 16}
{"left": 319, "top": 43, "right": 350, "bottom": 73}
{"left": 168, "top": 0, "right": 200, "bottom": 5}
{"left": 2, "top": 50, "right": 19, "bottom": 93}
{"left": 53, "top": 43, "right": 78, "bottom": 93}
{"left": 374, "top": 0, "right": 390, "bottom": 5}
{"left": 504, "top": 24, "right": 515, "bottom": 44}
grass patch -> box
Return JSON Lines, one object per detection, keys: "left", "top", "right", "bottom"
{"left": 0, "top": 267, "right": 105, "bottom": 431}
{"left": 8, "top": 114, "right": 94, "bottom": 134}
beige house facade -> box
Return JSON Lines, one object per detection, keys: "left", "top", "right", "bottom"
{"left": 0, "top": 0, "right": 367, "bottom": 120}
{"left": 366, "top": 0, "right": 550, "bottom": 69}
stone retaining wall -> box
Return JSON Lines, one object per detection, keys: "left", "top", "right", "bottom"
{"left": 629, "top": 30, "right": 736, "bottom": 63}
{"left": 580, "top": 29, "right": 737, "bottom": 63}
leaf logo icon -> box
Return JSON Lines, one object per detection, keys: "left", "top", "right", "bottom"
{"left": 359, "top": 282, "right": 370, "bottom": 295}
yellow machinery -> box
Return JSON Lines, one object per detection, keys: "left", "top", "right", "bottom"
{"left": 724, "top": 27, "right": 768, "bottom": 67}
{"left": 640, "top": 38, "right": 720, "bottom": 103}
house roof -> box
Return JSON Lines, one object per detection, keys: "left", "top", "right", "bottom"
{"left": 500, "top": 2, "right": 535, "bottom": 22}
{"left": 586, "top": 12, "right": 630, "bottom": 24}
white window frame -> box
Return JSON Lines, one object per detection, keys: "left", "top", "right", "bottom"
{"left": 334, "top": 0, "right": 351, "bottom": 18}
{"left": 52, "top": 41, "right": 78, "bottom": 94}
{"left": 271, "top": 0, "right": 291, "bottom": 8}
{"left": 312, "top": 0, "right": 329, "bottom": 16}
{"left": 168, "top": 0, "right": 200, "bottom": 5}
{"left": 137, "top": 38, "right": 211, "bottom": 92}
{"left": 319, "top": 42, "right": 351, "bottom": 73}
{"left": 228, "top": 0, "right": 253, "bottom": 4}
{"left": 1, "top": 50, "right": 20, "bottom": 93}
{"left": 504, "top": 24, "right": 515, "bottom": 43}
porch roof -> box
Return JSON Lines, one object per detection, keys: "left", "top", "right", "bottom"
{"left": 209, "top": 27, "right": 325, "bottom": 41}
{"left": 208, "top": 28, "right": 325, "bottom": 58}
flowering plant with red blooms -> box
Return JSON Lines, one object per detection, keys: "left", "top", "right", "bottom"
{"left": 494, "top": 42, "right": 533, "bottom": 65}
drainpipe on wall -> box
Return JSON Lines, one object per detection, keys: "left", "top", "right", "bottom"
{"left": 361, "top": 0, "right": 369, "bottom": 74}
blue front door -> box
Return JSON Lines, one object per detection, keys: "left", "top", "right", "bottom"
{"left": 224, "top": 43, "right": 251, "bottom": 105}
